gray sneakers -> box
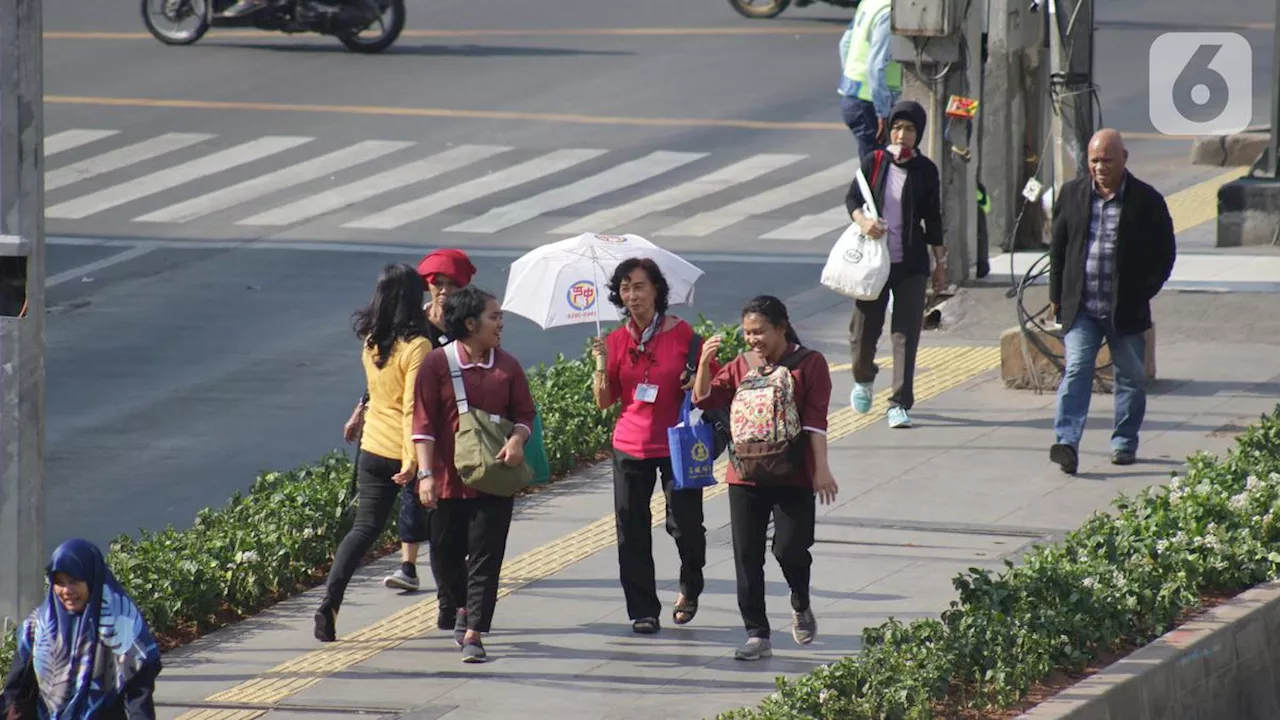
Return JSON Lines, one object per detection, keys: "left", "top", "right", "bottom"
{"left": 383, "top": 565, "right": 419, "bottom": 591}
{"left": 461, "top": 640, "right": 487, "bottom": 663}
{"left": 734, "top": 637, "right": 773, "bottom": 661}
{"left": 792, "top": 608, "right": 817, "bottom": 645}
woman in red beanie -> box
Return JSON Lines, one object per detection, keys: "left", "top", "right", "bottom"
{"left": 341, "top": 249, "right": 477, "bottom": 595}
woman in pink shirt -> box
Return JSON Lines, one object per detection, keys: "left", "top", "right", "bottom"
{"left": 589, "top": 258, "right": 715, "bottom": 635}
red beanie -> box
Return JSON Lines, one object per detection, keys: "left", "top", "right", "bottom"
{"left": 417, "top": 249, "right": 476, "bottom": 288}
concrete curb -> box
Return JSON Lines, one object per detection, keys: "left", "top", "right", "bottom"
{"left": 1190, "top": 133, "right": 1270, "bottom": 167}
{"left": 1018, "top": 578, "right": 1280, "bottom": 719}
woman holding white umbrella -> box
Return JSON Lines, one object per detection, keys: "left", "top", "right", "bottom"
{"left": 589, "top": 257, "right": 716, "bottom": 635}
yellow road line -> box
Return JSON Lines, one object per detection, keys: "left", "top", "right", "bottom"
{"left": 174, "top": 345, "right": 998, "bottom": 719}
{"left": 43, "top": 95, "right": 846, "bottom": 133}
{"left": 44, "top": 26, "right": 843, "bottom": 40}
{"left": 1165, "top": 166, "right": 1250, "bottom": 233}
{"left": 42, "top": 94, "right": 1214, "bottom": 140}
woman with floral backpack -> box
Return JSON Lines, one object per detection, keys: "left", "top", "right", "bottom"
{"left": 692, "top": 295, "right": 839, "bottom": 661}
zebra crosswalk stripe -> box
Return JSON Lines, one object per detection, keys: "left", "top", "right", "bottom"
{"left": 550, "top": 153, "right": 806, "bottom": 236}
{"left": 46, "top": 136, "right": 314, "bottom": 220}
{"left": 46, "top": 133, "right": 215, "bottom": 192}
{"left": 135, "top": 140, "right": 415, "bottom": 224}
{"left": 760, "top": 205, "right": 851, "bottom": 241}
{"left": 655, "top": 158, "right": 860, "bottom": 238}
{"left": 445, "top": 150, "right": 707, "bottom": 235}
{"left": 44, "top": 129, "right": 119, "bottom": 156}
{"left": 236, "top": 144, "right": 513, "bottom": 227}
{"left": 343, "top": 148, "right": 607, "bottom": 231}
{"left": 39, "top": 129, "right": 860, "bottom": 243}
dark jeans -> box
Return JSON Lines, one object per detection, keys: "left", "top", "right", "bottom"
{"left": 612, "top": 450, "right": 707, "bottom": 621}
{"left": 398, "top": 480, "right": 431, "bottom": 544}
{"left": 849, "top": 263, "right": 929, "bottom": 409}
{"left": 429, "top": 493, "right": 515, "bottom": 634}
{"left": 324, "top": 451, "right": 400, "bottom": 611}
{"left": 728, "top": 483, "right": 816, "bottom": 639}
{"left": 840, "top": 94, "right": 882, "bottom": 161}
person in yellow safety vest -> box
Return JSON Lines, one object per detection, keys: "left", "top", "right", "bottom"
{"left": 838, "top": 0, "right": 904, "bottom": 161}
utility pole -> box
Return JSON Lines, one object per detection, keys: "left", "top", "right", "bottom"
{"left": 984, "top": 0, "right": 1015, "bottom": 252}
{"left": 1269, "top": 0, "right": 1279, "bottom": 178}
{"left": 0, "top": 0, "right": 47, "bottom": 630}
{"left": 1049, "top": 0, "right": 1095, "bottom": 184}
{"left": 891, "top": 0, "right": 980, "bottom": 285}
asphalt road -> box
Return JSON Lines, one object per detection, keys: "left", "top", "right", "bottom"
{"left": 33, "top": 0, "right": 1275, "bottom": 551}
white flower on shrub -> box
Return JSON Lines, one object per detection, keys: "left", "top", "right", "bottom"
{"left": 234, "top": 550, "right": 259, "bottom": 565}
{"left": 1247, "top": 474, "right": 1262, "bottom": 491}
{"left": 819, "top": 689, "right": 833, "bottom": 705}
{"left": 1230, "top": 492, "right": 1250, "bottom": 511}
{"left": 1083, "top": 577, "right": 1097, "bottom": 589}
{"left": 302, "top": 527, "right": 316, "bottom": 539}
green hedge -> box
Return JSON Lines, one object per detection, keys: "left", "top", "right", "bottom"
{"left": 0, "top": 317, "right": 749, "bottom": 680}
{"left": 719, "top": 404, "right": 1280, "bottom": 719}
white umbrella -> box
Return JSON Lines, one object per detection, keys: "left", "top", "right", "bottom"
{"left": 501, "top": 232, "right": 704, "bottom": 334}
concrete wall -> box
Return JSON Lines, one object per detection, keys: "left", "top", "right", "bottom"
{"left": 1019, "top": 579, "right": 1280, "bottom": 720}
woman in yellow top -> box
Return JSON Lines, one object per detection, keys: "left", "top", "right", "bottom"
{"left": 314, "top": 263, "right": 433, "bottom": 642}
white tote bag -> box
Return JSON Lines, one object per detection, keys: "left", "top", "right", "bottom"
{"left": 820, "top": 164, "right": 891, "bottom": 301}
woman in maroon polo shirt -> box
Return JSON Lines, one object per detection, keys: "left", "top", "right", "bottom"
{"left": 693, "top": 295, "right": 839, "bottom": 662}
{"left": 589, "top": 257, "right": 711, "bottom": 636}
{"left": 410, "top": 286, "right": 536, "bottom": 664}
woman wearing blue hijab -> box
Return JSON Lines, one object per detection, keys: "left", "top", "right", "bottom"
{"left": 2, "top": 539, "right": 161, "bottom": 719}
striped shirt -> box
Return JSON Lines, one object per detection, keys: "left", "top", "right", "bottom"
{"left": 1081, "top": 177, "right": 1125, "bottom": 319}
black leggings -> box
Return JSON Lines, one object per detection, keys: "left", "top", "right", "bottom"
{"left": 323, "top": 451, "right": 401, "bottom": 610}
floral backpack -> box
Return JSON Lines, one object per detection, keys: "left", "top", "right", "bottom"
{"left": 728, "top": 347, "right": 812, "bottom": 482}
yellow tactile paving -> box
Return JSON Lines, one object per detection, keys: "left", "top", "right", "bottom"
{"left": 1165, "top": 167, "right": 1250, "bottom": 233}
{"left": 174, "top": 345, "right": 1000, "bottom": 719}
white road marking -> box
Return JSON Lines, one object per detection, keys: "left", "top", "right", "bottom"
{"left": 46, "top": 136, "right": 314, "bottom": 220}
{"left": 445, "top": 151, "right": 706, "bottom": 234}
{"left": 44, "top": 129, "right": 118, "bottom": 156}
{"left": 760, "top": 205, "right": 851, "bottom": 241}
{"left": 344, "top": 149, "right": 606, "bottom": 231}
{"left": 236, "top": 144, "right": 512, "bottom": 226}
{"left": 46, "top": 245, "right": 156, "bottom": 287}
{"left": 45, "top": 133, "right": 214, "bottom": 191}
{"left": 134, "top": 140, "right": 414, "bottom": 223}
{"left": 655, "top": 159, "right": 859, "bottom": 237}
{"left": 550, "top": 153, "right": 805, "bottom": 235}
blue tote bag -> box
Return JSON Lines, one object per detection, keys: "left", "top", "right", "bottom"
{"left": 667, "top": 391, "right": 719, "bottom": 490}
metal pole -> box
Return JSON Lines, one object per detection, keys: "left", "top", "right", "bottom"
{"left": 983, "top": 0, "right": 1015, "bottom": 252}
{"left": 1269, "top": 0, "right": 1280, "bottom": 177}
{"left": 0, "top": 0, "right": 47, "bottom": 629}
{"left": 1049, "top": 0, "right": 1067, "bottom": 191}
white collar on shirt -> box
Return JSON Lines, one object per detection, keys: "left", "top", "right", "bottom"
{"left": 453, "top": 342, "right": 495, "bottom": 369}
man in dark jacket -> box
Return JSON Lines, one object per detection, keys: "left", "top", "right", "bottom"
{"left": 845, "top": 100, "right": 949, "bottom": 429}
{"left": 1048, "top": 129, "right": 1176, "bottom": 474}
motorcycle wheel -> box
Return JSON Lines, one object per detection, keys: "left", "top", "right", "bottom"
{"left": 338, "top": 0, "right": 405, "bottom": 54}
{"left": 726, "top": 0, "right": 791, "bottom": 18}
{"left": 141, "top": 0, "right": 209, "bottom": 45}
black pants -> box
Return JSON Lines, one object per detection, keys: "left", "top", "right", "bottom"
{"left": 612, "top": 450, "right": 706, "bottom": 621}
{"left": 728, "top": 483, "right": 816, "bottom": 639}
{"left": 429, "top": 493, "right": 515, "bottom": 634}
{"left": 324, "top": 451, "right": 400, "bottom": 611}
{"left": 849, "top": 262, "right": 929, "bottom": 409}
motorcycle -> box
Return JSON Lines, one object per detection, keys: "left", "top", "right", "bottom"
{"left": 728, "top": 0, "right": 858, "bottom": 19}
{"left": 142, "top": 0, "right": 406, "bottom": 54}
